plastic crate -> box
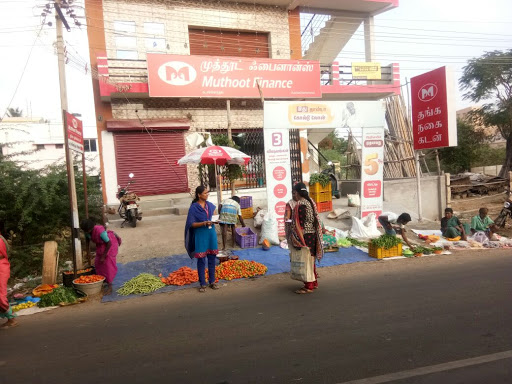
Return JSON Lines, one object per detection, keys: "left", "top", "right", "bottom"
{"left": 311, "top": 191, "right": 332, "bottom": 203}
{"left": 241, "top": 207, "right": 254, "bottom": 219}
{"left": 316, "top": 200, "right": 333, "bottom": 213}
{"left": 368, "top": 243, "right": 403, "bottom": 259}
{"left": 235, "top": 227, "right": 258, "bottom": 248}
{"left": 240, "top": 196, "right": 253, "bottom": 209}
{"left": 310, "top": 183, "right": 332, "bottom": 194}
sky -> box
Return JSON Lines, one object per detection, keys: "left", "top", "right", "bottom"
{"left": 0, "top": 0, "right": 511, "bottom": 140}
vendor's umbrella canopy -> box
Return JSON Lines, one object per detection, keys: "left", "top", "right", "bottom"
{"left": 177, "top": 145, "right": 251, "bottom": 166}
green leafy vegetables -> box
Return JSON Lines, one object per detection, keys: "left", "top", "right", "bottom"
{"left": 38, "top": 287, "right": 79, "bottom": 307}
{"left": 370, "top": 235, "right": 402, "bottom": 249}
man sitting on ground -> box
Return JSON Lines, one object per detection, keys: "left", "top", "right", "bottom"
{"left": 470, "top": 207, "right": 498, "bottom": 240}
{"left": 378, "top": 212, "right": 414, "bottom": 248}
{"left": 218, "top": 196, "right": 245, "bottom": 250}
{"left": 441, "top": 208, "right": 468, "bottom": 240}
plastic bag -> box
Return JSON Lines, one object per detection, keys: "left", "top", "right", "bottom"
{"left": 350, "top": 213, "right": 381, "bottom": 239}
{"left": 325, "top": 225, "right": 348, "bottom": 240}
{"left": 259, "top": 212, "right": 280, "bottom": 245}
{"left": 470, "top": 231, "right": 488, "bottom": 244}
{"left": 347, "top": 193, "right": 360, "bottom": 207}
{"left": 253, "top": 208, "right": 267, "bottom": 228}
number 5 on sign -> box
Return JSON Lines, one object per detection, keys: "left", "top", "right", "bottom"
{"left": 364, "top": 153, "right": 379, "bottom": 175}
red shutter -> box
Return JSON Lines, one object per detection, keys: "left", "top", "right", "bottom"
{"left": 114, "top": 131, "right": 188, "bottom": 195}
{"left": 189, "top": 28, "right": 269, "bottom": 58}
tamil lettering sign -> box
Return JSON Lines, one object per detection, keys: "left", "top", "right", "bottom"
{"left": 411, "top": 66, "right": 457, "bottom": 150}
{"left": 352, "top": 62, "right": 381, "bottom": 80}
{"left": 263, "top": 128, "right": 292, "bottom": 237}
{"left": 360, "top": 128, "right": 385, "bottom": 218}
{"left": 147, "top": 54, "right": 321, "bottom": 99}
{"left": 66, "top": 112, "right": 84, "bottom": 153}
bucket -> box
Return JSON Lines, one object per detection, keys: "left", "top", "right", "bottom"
{"left": 72, "top": 277, "right": 105, "bottom": 296}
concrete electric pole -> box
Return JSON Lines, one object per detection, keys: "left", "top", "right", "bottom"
{"left": 55, "top": 0, "right": 83, "bottom": 271}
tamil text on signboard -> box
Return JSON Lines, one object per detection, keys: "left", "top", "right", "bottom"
{"left": 147, "top": 54, "right": 321, "bottom": 99}
{"left": 66, "top": 112, "right": 84, "bottom": 153}
{"left": 411, "top": 66, "right": 457, "bottom": 150}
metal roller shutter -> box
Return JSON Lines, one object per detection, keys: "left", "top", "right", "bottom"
{"left": 114, "top": 131, "right": 188, "bottom": 196}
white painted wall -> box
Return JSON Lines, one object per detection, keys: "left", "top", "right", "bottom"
{"left": 101, "top": 130, "right": 119, "bottom": 204}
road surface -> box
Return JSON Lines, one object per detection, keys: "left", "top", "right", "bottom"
{"left": 2, "top": 250, "right": 511, "bottom": 383}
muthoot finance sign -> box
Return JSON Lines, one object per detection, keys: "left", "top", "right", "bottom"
{"left": 147, "top": 54, "right": 321, "bottom": 99}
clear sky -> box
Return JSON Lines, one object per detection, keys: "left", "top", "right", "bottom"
{"left": 0, "top": 0, "right": 511, "bottom": 139}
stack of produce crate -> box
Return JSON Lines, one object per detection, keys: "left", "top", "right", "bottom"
{"left": 310, "top": 183, "right": 332, "bottom": 213}
{"left": 240, "top": 196, "right": 254, "bottom": 219}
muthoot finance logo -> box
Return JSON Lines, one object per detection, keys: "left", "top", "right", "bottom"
{"left": 418, "top": 83, "right": 438, "bottom": 102}
{"left": 158, "top": 61, "right": 197, "bottom": 86}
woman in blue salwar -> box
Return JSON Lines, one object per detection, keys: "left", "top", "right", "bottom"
{"left": 184, "top": 186, "right": 219, "bottom": 292}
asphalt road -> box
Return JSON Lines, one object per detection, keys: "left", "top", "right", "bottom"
{"left": 2, "top": 250, "right": 511, "bottom": 384}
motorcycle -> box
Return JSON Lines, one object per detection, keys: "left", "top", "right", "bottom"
{"left": 322, "top": 161, "right": 341, "bottom": 199}
{"left": 117, "top": 173, "right": 142, "bottom": 228}
{"left": 495, "top": 194, "right": 512, "bottom": 228}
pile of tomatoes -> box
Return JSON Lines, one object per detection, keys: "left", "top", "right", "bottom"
{"left": 73, "top": 274, "right": 105, "bottom": 284}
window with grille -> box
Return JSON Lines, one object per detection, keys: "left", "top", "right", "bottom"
{"left": 84, "top": 139, "right": 97, "bottom": 152}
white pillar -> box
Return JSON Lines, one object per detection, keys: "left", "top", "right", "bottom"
{"left": 364, "top": 16, "right": 375, "bottom": 62}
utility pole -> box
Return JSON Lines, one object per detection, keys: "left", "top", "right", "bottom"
{"left": 55, "top": 0, "right": 82, "bottom": 272}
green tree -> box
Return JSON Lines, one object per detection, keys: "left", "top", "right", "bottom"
{"left": 438, "top": 119, "right": 488, "bottom": 173}
{"left": 460, "top": 50, "right": 512, "bottom": 178}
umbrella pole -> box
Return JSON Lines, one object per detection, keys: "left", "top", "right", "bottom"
{"left": 214, "top": 160, "right": 222, "bottom": 208}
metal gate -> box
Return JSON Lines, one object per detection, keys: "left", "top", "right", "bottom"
{"left": 289, "top": 129, "right": 303, "bottom": 187}
{"left": 198, "top": 130, "right": 266, "bottom": 191}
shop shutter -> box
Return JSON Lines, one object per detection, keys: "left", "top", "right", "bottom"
{"left": 189, "top": 28, "right": 269, "bottom": 58}
{"left": 114, "top": 131, "right": 188, "bottom": 196}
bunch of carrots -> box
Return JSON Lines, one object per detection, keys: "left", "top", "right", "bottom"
{"left": 159, "top": 267, "right": 215, "bottom": 286}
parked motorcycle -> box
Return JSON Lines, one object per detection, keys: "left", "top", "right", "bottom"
{"left": 322, "top": 161, "right": 341, "bottom": 199}
{"left": 495, "top": 194, "right": 512, "bottom": 228}
{"left": 117, "top": 173, "right": 142, "bottom": 228}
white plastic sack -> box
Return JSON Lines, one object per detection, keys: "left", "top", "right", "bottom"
{"left": 350, "top": 213, "right": 381, "bottom": 239}
{"left": 259, "top": 212, "right": 280, "bottom": 245}
{"left": 469, "top": 231, "right": 489, "bottom": 245}
{"left": 347, "top": 193, "right": 360, "bottom": 207}
{"left": 253, "top": 209, "right": 267, "bottom": 228}
{"left": 289, "top": 247, "right": 316, "bottom": 282}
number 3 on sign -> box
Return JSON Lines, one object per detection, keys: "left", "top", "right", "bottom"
{"left": 364, "top": 153, "right": 379, "bottom": 175}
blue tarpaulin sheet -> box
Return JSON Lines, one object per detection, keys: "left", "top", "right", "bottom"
{"left": 102, "top": 246, "right": 373, "bottom": 303}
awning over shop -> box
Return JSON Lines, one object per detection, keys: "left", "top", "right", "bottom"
{"left": 106, "top": 119, "right": 190, "bottom": 132}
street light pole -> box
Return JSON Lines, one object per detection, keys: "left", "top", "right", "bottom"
{"left": 55, "top": 1, "right": 82, "bottom": 272}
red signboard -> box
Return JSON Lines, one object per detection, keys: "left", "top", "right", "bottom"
{"left": 66, "top": 112, "right": 84, "bottom": 153}
{"left": 411, "top": 66, "right": 457, "bottom": 150}
{"left": 147, "top": 54, "right": 321, "bottom": 99}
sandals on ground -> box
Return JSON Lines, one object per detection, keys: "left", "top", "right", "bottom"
{"left": 209, "top": 283, "right": 220, "bottom": 290}
{"left": 198, "top": 286, "right": 207, "bottom": 293}
{"left": 294, "top": 288, "right": 313, "bottom": 294}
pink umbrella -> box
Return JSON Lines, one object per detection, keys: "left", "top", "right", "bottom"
{"left": 177, "top": 145, "right": 250, "bottom": 166}
{"left": 177, "top": 146, "right": 251, "bottom": 205}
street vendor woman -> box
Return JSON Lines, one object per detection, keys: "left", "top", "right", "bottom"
{"left": 378, "top": 212, "right": 414, "bottom": 248}
{"left": 441, "top": 208, "right": 468, "bottom": 240}
{"left": 470, "top": 207, "right": 498, "bottom": 239}
{"left": 80, "top": 219, "right": 121, "bottom": 294}
{"left": 0, "top": 234, "right": 18, "bottom": 329}
{"left": 185, "top": 186, "right": 219, "bottom": 293}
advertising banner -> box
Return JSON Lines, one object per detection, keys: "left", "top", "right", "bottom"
{"left": 263, "top": 128, "right": 292, "bottom": 237}
{"left": 411, "top": 66, "right": 457, "bottom": 150}
{"left": 66, "top": 112, "right": 84, "bottom": 153}
{"left": 360, "top": 128, "right": 385, "bottom": 218}
{"left": 147, "top": 54, "right": 321, "bottom": 99}
{"left": 352, "top": 62, "right": 382, "bottom": 80}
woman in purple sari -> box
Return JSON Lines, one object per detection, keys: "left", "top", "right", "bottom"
{"left": 80, "top": 219, "right": 121, "bottom": 293}
{"left": 185, "top": 186, "right": 219, "bottom": 292}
